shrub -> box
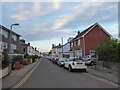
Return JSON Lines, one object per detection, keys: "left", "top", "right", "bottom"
{"left": 12, "top": 56, "right": 24, "bottom": 64}
{"left": 96, "top": 39, "right": 119, "bottom": 62}
{"left": 2, "top": 51, "right": 10, "bottom": 69}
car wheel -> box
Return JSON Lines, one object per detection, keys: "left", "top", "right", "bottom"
{"left": 64, "top": 65, "right": 66, "bottom": 69}
{"left": 69, "top": 65, "right": 72, "bottom": 72}
{"left": 90, "top": 62, "right": 94, "bottom": 66}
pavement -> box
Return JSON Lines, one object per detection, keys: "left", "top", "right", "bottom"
{"left": 87, "top": 66, "right": 119, "bottom": 85}
{"left": 1, "top": 58, "right": 41, "bottom": 89}
{"left": 1, "top": 58, "right": 119, "bottom": 88}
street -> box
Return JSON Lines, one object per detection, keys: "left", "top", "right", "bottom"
{"left": 19, "top": 58, "right": 118, "bottom": 88}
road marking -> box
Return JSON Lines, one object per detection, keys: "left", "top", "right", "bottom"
{"left": 83, "top": 72, "right": 118, "bottom": 87}
{"left": 13, "top": 60, "right": 42, "bottom": 88}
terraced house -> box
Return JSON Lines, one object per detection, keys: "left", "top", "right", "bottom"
{"left": 0, "top": 25, "right": 21, "bottom": 53}
{"left": 70, "top": 23, "right": 112, "bottom": 58}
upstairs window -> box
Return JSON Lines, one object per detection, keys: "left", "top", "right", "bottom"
{"left": 74, "top": 41, "right": 76, "bottom": 46}
{"left": 78, "top": 39, "right": 80, "bottom": 46}
{"left": 71, "top": 42, "right": 73, "bottom": 47}
{"left": 1, "top": 29, "right": 8, "bottom": 38}
{"left": 12, "top": 34, "right": 17, "bottom": 41}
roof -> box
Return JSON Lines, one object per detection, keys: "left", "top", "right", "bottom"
{"left": 71, "top": 23, "right": 95, "bottom": 42}
{"left": 70, "top": 22, "right": 112, "bottom": 42}
{"left": 0, "top": 25, "right": 21, "bottom": 37}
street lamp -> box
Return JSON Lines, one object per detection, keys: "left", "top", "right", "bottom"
{"left": 9, "top": 23, "right": 19, "bottom": 54}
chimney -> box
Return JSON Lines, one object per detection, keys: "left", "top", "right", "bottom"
{"left": 28, "top": 43, "right": 30, "bottom": 46}
{"left": 78, "top": 31, "right": 80, "bottom": 35}
{"left": 59, "top": 43, "right": 61, "bottom": 46}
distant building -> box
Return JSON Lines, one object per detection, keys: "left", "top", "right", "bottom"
{"left": 51, "top": 44, "right": 61, "bottom": 58}
{"left": 27, "top": 43, "right": 33, "bottom": 55}
{"left": 0, "top": 25, "right": 21, "bottom": 53}
{"left": 70, "top": 23, "right": 112, "bottom": 58}
{"left": 59, "top": 38, "right": 73, "bottom": 58}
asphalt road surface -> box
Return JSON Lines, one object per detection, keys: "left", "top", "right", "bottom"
{"left": 19, "top": 58, "right": 118, "bottom": 88}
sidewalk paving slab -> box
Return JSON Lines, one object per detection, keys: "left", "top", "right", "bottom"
{"left": 1, "top": 59, "right": 41, "bottom": 89}
{"left": 87, "top": 66, "right": 119, "bottom": 85}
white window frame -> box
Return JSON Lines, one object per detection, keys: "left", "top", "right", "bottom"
{"left": 2, "top": 29, "right": 8, "bottom": 38}
{"left": 71, "top": 42, "right": 73, "bottom": 47}
{"left": 12, "top": 34, "right": 17, "bottom": 41}
{"left": 89, "top": 50, "right": 95, "bottom": 56}
{"left": 74, "top": 41, "right": 76, "bottom": 46}
{"left": 78, "top": 39, "right": 80, "bottom": 46}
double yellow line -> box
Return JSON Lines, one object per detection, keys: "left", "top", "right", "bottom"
{"left": 13, "top": 60, "right": 42, "bottom": 88}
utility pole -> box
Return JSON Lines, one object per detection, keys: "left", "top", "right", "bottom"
{"left": 61, "top": 37, "right": 63, "bottom": 59}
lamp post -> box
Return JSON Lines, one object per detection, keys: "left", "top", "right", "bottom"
{"left": 9, "top": 23, "right": 19, "bottom": 54}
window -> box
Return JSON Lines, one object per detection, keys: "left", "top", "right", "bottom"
{"left": 71, "top": 42, "right": 73, "bottom": 47}
{"left": 0, "top": 41, "right": 2, "bottom": 52}
{"left": 11, "top": 44, "right": 17, "bottom": 50}
{"left": 1, "top": 29, "right": 8, "bottom": 38}
{"left": 90, "top": 50, "right": 95, "bottom": 55}
{"left": 1, "top": 42, "right": 8, "bottom": 52}
{"left": 12, "top": 34, "right": 17, "bottom": 41}
{"left": 23, "top": 48, "right": 26, "bottom": 52}
{"left": 78, "top": 39, "right": 80, "bottom": 46}
{"left": 74, "top": 41, "right": 76, "bottom": 46}
{"left": 11, "top": 44, "right": 17, "bottom": 53}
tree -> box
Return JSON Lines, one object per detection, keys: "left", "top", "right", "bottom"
{"left": 96, "top": 39, "right": 119, "bottom": 62}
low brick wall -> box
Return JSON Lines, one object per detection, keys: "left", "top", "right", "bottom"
{"left": 96, "top": 61, "right": 119, "bottom": 72}
{"left": 0, "top": 64, "right": 12, "bottom": 79}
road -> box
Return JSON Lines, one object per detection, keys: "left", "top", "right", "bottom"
{"left": 19, "top": 58, "right": 118, "bottom": 88}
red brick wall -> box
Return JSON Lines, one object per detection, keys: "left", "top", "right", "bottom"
{"left": 84, "top": 25, "right": 110, "bottom": 55}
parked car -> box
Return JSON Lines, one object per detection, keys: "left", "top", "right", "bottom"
{"left": 52, "top": 57, "right": 59, "bottom": 64}
{"left": 83, "top": 55, "right": 96, "bottom": 66}
{"left": 57, "top": 58, "right": 67, "bottom": 66}
{"left": 64, "top": 57, "right": 87, "bottom": 72}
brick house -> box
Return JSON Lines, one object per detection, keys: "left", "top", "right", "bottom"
{"left": 0, "top": 25, "right": 21, "bottom": 53}
{"left": 70, "top": 23, "right": 112, "bottom": 58}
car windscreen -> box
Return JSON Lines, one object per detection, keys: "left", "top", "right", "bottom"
{"left": 83, "top": 56, "right": 89, "bottom": 59}
{"left": 68, "top": 58, "right": 80, "bottom": 61}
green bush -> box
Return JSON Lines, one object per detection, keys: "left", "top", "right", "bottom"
{"left": 12, "top": 56, "right": 24, "bottom": 64}
{"left": 2, "top": 51, "right": 10, "bottom": 69}
{"left": 96, "top": 39, "right": 119, "bottom": 62}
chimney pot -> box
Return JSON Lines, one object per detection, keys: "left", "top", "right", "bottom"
{"left": 78, "top": 31, "right": 80, "bottom": 35}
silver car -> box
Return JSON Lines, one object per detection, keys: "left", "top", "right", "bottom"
{"left": 57, "top": 58, "right": 67, "bottom": 66}
{"left": 83, "top": 55, "right": 96, "bottom": 66}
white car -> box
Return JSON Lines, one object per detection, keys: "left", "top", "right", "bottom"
{"left": 64, "top": 58, "right": 87, "bottom": 72}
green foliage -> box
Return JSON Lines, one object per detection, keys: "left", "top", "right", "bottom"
{"left": 24, "top": 53, "right": 29, "bottom": 59}
{"left": 12, "top": 56, "right": 24, "bottom": 64}
{"left": 96, "top": 39, "right": 119, "bottom": 62}
{"left": 2, "top": 51, "right": 10, "bottom": 69}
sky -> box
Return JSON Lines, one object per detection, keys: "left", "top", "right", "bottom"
{"left": 1, "top": 0, "right": 119, "bottom": 52}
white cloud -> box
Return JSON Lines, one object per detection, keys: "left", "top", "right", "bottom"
{"left": 10, "top": 2, "right": 62, "bottom": 21}
{"left": 51, "top": 2, "right": 105, "bottom": 30}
